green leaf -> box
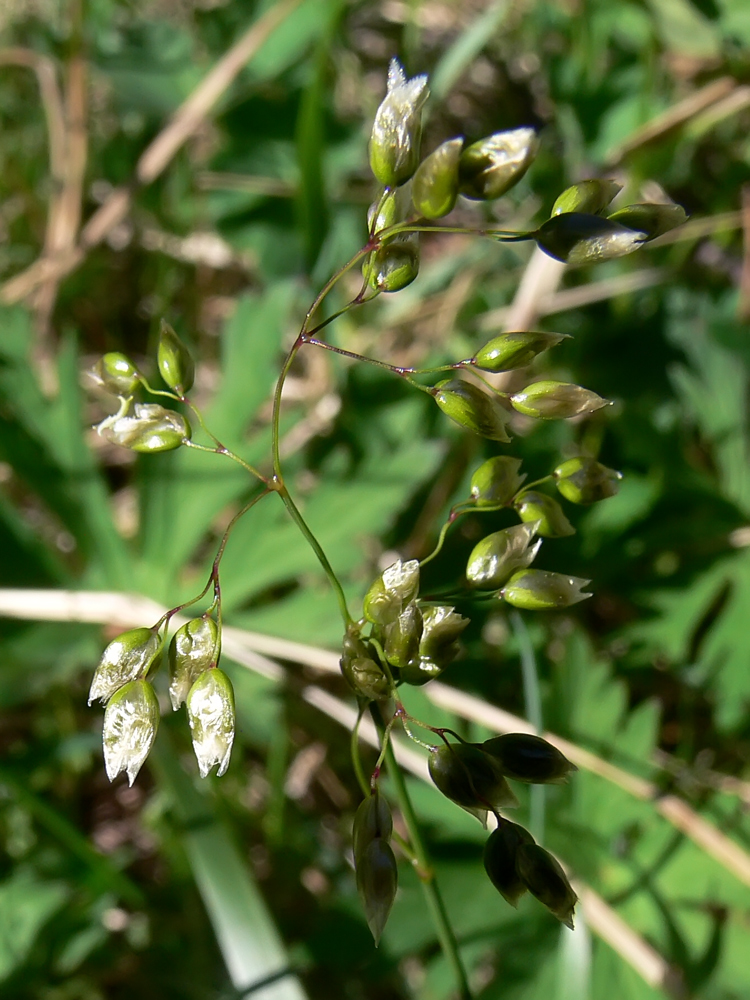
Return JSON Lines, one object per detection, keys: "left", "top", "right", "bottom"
{"left": 295, "top": 7, "right": 342, "bottom": 270}
{"left": 579, "top": 474, "right": 661, "bottom": 557}
{"left": 626, "top": 554, "right": 750, "bottom": 728}
{"left": 667, "top": 292, "right": 750, "bottom": 514}
{"left": 231, "top": 586, "right": 352, "bottom": 647}
{"left": 151, "top": 734, "right": 307, "bottom": 999}
{"left": 0, "top": 311, "right": 130, "bottom": 585}
{"left": 644, "top": 0, "right": 721, "bottom": 56}
{"left": 250, "top": 0, "right": 334, "bottom": 81}
{"left": 0, "top": 870, "right": 69, "bottom": 982}
{"left": 430, "top": 1, "right": 511, "bottom": 102}
{"left": 589, "top": 941, "right": 663, "bottom": 1000}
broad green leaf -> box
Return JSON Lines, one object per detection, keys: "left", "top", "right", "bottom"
{"left": 152, "top": 734, "right": 307, "bottom": 1000}
{"left": 580, "top": 474, "right": 661, "bottom": 557}
{"left": 250, "top": 0, "right": 333, "bottom": 81}
{"left": 644, "top": 0, "right": 721, "bottom": 56}
{"left": 667, "top": 292, "right": 750, "bottom": 514}
{"left": 0, "top": 870, "right": 68, "bottom": 982}
{"left": 205, "top": 285, "right": 295, "bottom": 444}
{"left": 589, "top": 940, "right": 663, "bottom": 1000}
{"left": 231, "top": 586, "right": 352, "bottom": 647}
{"left": 0, "top": 310, "right": 130, "bottom": 585}
{"left": 295, "top": 6, "right": 342, "bottom": 270}
{"left": 721, "top": 1, "right": 750, "bottom": 45}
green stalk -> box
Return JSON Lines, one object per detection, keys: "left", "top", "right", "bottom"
{"left": 304, "top": 335, "right": 462, "bottom": 379}
{"left": 511, "top": 610, "right": 546, "bottom": 843}
{"left": 373, "top": 708, "right": 473, "bottom": 1000}
{"left": 468, "top": 369, "right": 511, "bottom": 398}
{"left": 381, "top": 221, "right": 535, "bottom": 241}
{"left": 268, "top": 244, "right": 385, "bottom": 622}
{"left": 153, "top": 486, "right": 271, "bottom": 632}
{"left": 350, "top": 707, "right": 370, "bottom": 797}
{"left": 271, "top": 337, "right": 303, "bottom": 481}
{"left": 268, "top": 238, "right": 476, "bottom": 988}
{"left": 513, "top": 474, "right": 554, "bottom": 500}
{"left": 183, "top": 397, "right": 267, "bottom": 482}
{"left": 419, "top": 518, "right": 454, "bottom": 568}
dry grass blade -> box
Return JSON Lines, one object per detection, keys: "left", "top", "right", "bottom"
{"left": 500, "top": 246, "right": 567, "bottom": 333}
{"left": 480, "top": 268, "right": 670, "bottom": 332}
{"left": 0, "top": 0, "right": 303, "bottom": 307}
{"left": 0, "top": 43, "right": 80, "bottom": 350}
{"left": 0, "top": 587, "right": 720, "bottom": 994}
{"left": 425, "top": 682, "right": 750, "bottom": 889}
{"left": 2, "top": 590, "right": 750, "bottom": 888}
{"left": 605, "top": 76, "right": 736, "bottom": 164}
{"left": 301, "top": 686, "right": 428, "bottom": 779}
{"left": 575, "top": 884, "right": 684, "bottom": 998}
{"left": 0, "top": 48, "right": 66, "bottom": 188}
{"left": 683, "top": 85, "right": 750, "bottom": 140}
{"left": 301, "top": 686, "right": 681, "bottom": 997}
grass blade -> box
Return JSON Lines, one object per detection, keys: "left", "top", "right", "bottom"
{"left": 152, "top": 735, "right": 308, "bottom": 1000}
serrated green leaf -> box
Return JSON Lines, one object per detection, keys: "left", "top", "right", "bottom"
{"left": 627, "top": 553, "right": 750, "bottom": 728}
{"left": 667, "top": 296, "right": 750, "bottom": 514}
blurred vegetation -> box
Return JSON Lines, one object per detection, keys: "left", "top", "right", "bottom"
{"left": 1, "top": 0, "right": 750, "bottom": 998}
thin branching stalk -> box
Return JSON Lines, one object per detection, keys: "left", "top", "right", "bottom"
{"left": 512, "top": 610, "right": 546, "bottom": 843}
{"left": 374, "top": 707, "right": 473, "bottom": 1000}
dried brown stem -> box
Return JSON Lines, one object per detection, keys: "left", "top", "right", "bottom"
{"left": 0, "top": 48, "right": 66, "bottom": 184}
{"left": 605, "top": 76, "right": 736, "bottom": 164}
{"left": 32, "top": 0, "right": 89, "bottom": 350}
{"left": 575, "top": 883, "right": 685, "bottom": 998}
{"left": 425, "top": 682, "right": 750, "bottom": 889}
{"left": 0, "top": 588, "right": 748, "bottom": 893}
{"left": 0, "top": 587, "right": 722, "bottom": 994}
{"left": 480, "top": 267, "right": 670, "bottom": 331}
{"left": 500, "top": 245, "right": 567, "bottom": 333}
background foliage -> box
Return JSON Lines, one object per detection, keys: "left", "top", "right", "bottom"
{"left": 1, "top": 0, "right": 750, "bottom": 998}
